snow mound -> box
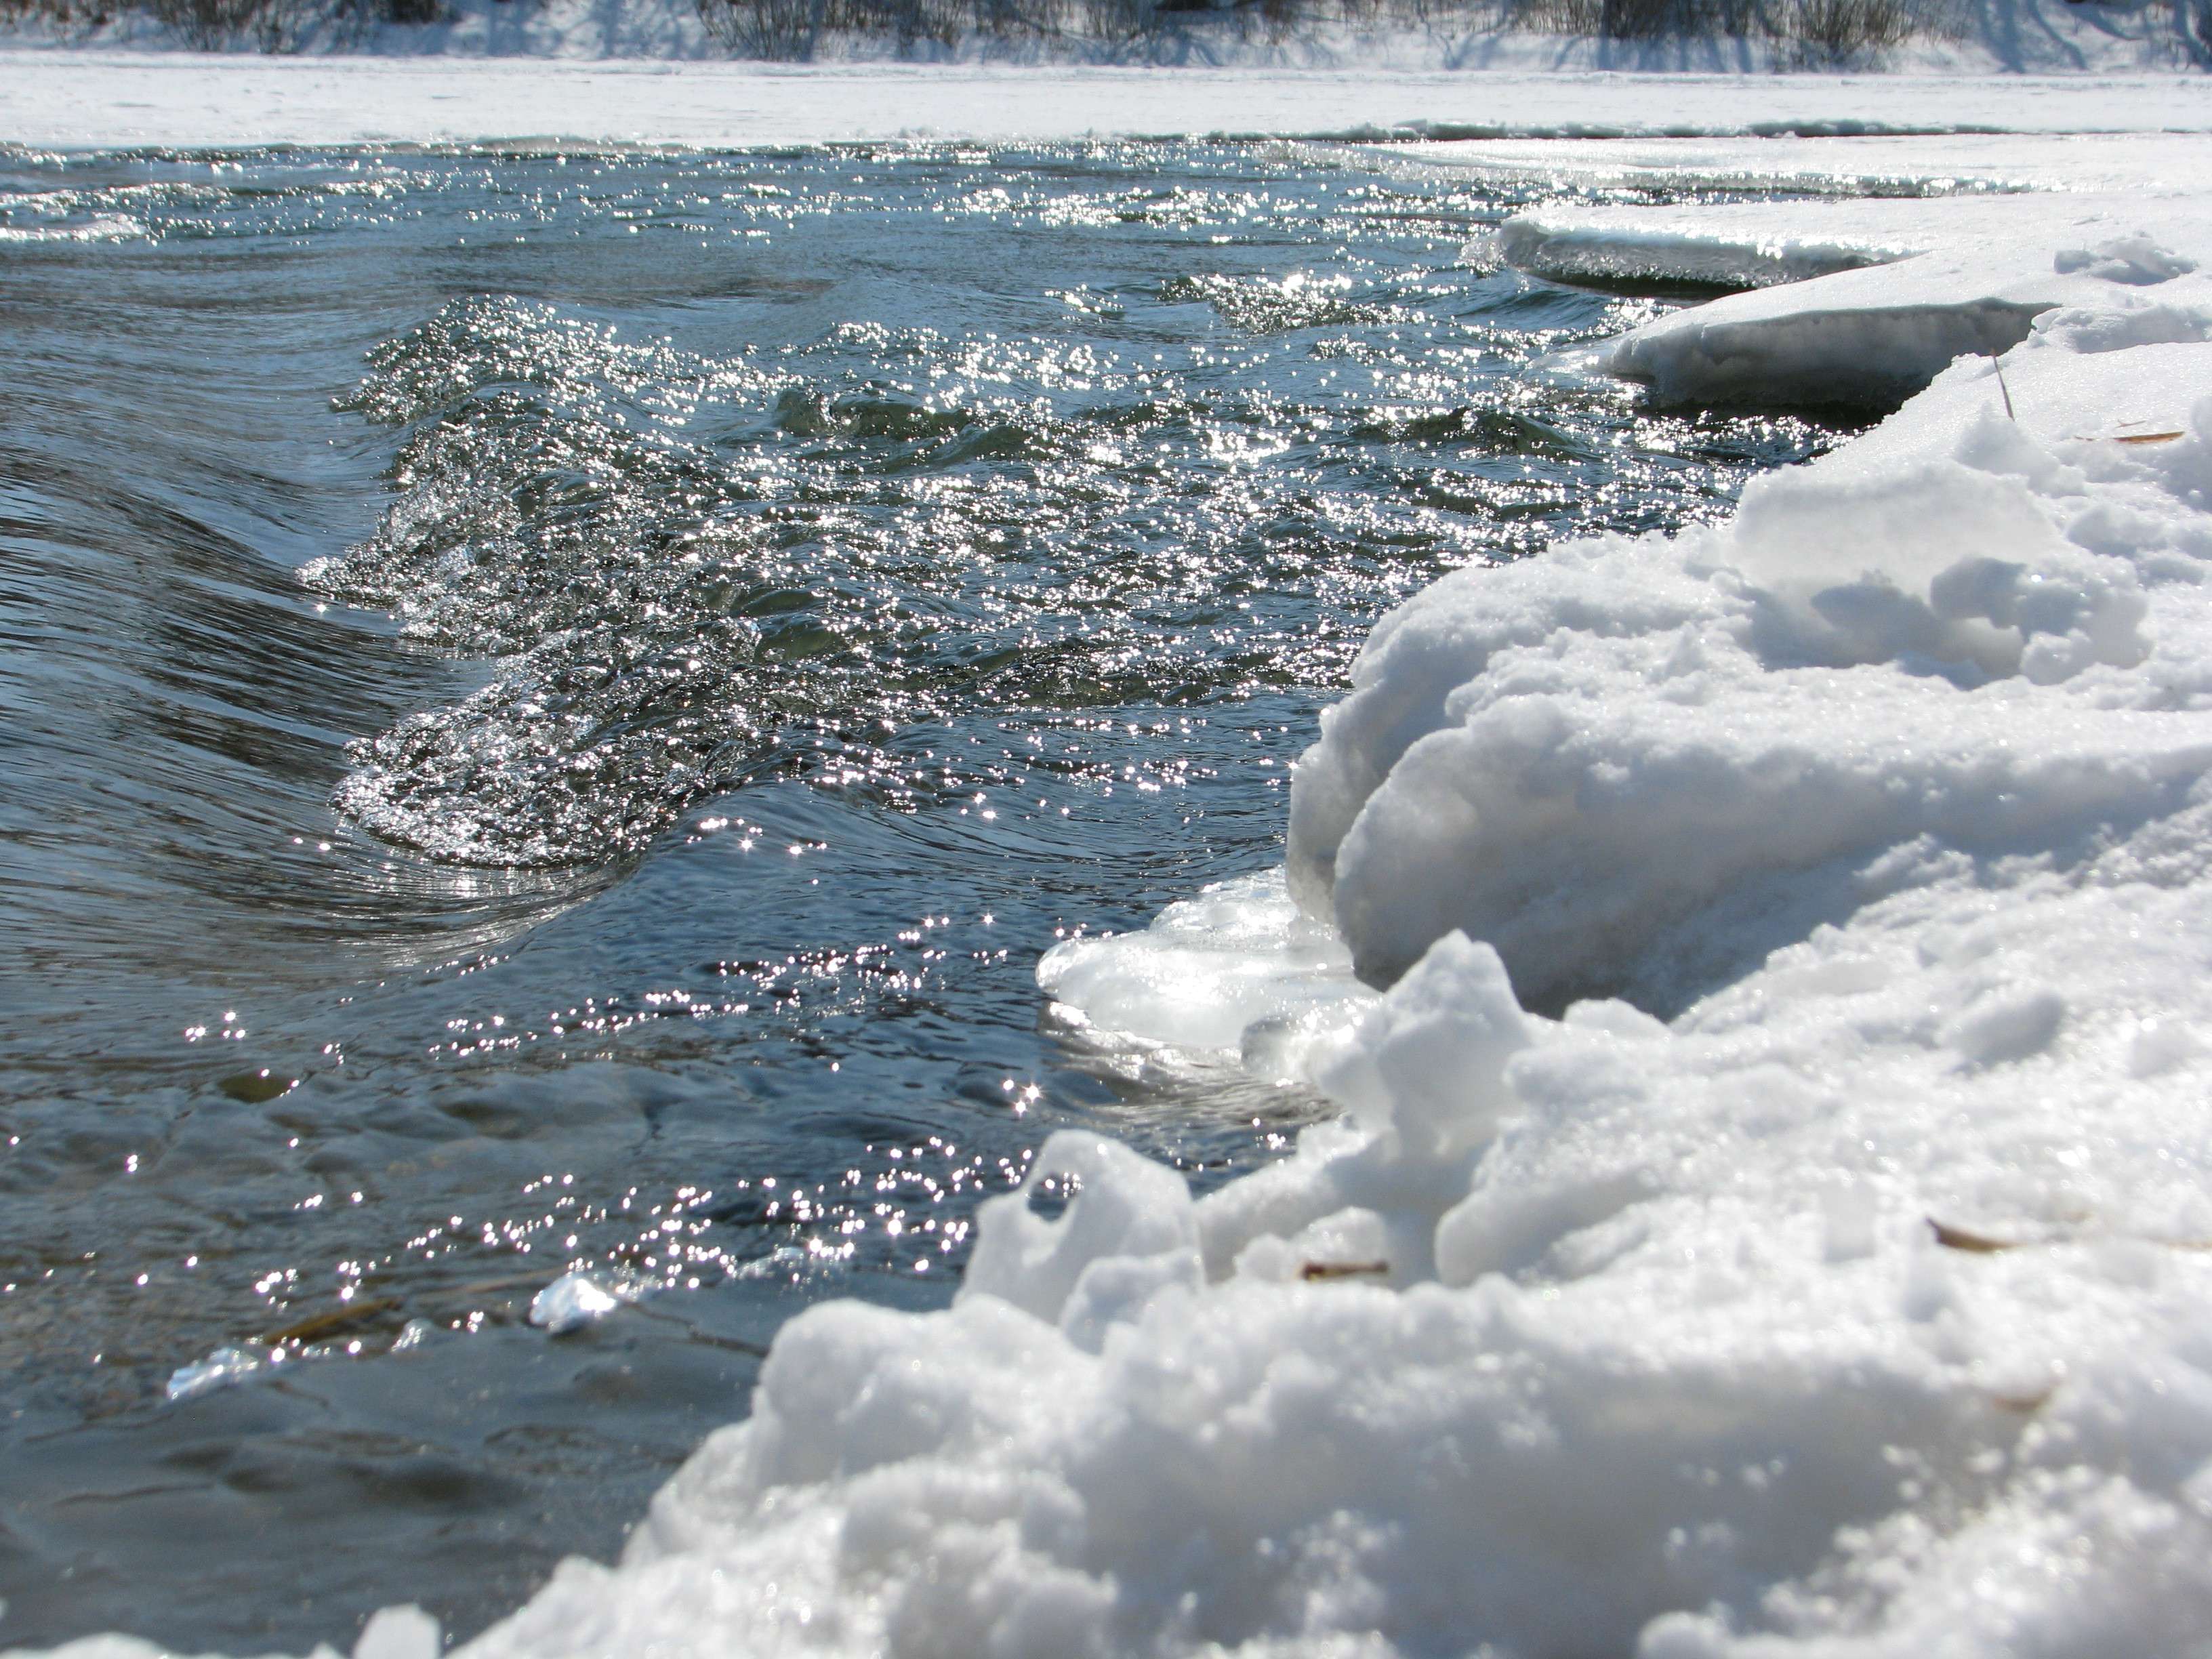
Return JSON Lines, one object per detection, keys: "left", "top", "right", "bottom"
{"left": 1295, "top": 316, "right": 2212, "bottom": 1003}
{"left": 440, "top": 858, "right": 2212, "bottom": 1657}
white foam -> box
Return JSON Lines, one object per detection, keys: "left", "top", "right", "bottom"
{"left": 0, "top": 213, "right": 144, "bottom": 243}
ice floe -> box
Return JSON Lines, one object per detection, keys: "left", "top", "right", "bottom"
{"left": 527, "top": 1270, "right": 652, "bottom": 1334}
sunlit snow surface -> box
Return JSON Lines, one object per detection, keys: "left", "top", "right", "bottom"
{"left": 28, "top": 119, "right": 2212, "bottom": 1659}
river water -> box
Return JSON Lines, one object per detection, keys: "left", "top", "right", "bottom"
{"left": 0, "top": 139, "right": 1839, "bottom": 1653}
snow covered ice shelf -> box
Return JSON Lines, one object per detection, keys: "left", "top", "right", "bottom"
{"left": 29, "top": 138, "right": 2212, "bottom": 1659}
{"left": 1424, "top": 135, "right": 2212, "bottom": 407}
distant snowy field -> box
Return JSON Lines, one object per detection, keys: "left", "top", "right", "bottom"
{"left": 2, "top": 53, "right": 2210, "bottom": 151}
{"left": 16, "top": 22, "right": 2212, "bottom": 1659}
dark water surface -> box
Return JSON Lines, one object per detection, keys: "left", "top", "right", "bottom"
{"left": 0, "top": 139, "right": 1839, "bottom": 1653}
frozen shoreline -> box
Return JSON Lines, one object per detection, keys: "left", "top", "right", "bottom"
{"left": 17, "top": 80, "right": 2212, "bottom": 1659}
{"left": 1039, "top": 144, "right": 2212, "bottom": 1657}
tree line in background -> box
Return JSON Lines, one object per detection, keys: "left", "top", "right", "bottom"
{"left": 699, "top": 0, "right": 1955, "bottom": 58}
{"left": 0, "top": 0, "right": 431, "bottom": 47}
{"left": 0, "top": 0, "right": 2203, "bottom": 71}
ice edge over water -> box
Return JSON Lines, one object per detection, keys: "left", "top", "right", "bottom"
{"left": 33, "top": 159, "right": 2212, "bottom": 1659}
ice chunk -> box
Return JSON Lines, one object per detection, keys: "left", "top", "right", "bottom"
{"left": 1536, "top": 196, "right": 2212, "bottom": 410}
{"left": 165, "top": 1345, "right": 272, "bottom": 1404}
{"left": 1310, "top": 932, "right": 1530, "bottom": 1162}
{"left": 527, "top": 1271, "right": 647, "bottom": 1334}
{"left": 1490, "top": 215, "right": 1904, "bottom": 291}
{"left": 352, "top": 1607, "right": 441, "bottom": 1659}
{"left": 1037, "top": 869, "right": 1374, "bottom": 1073}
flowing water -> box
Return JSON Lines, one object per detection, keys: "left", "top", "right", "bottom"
{"left": 0, "top": 138, "right": 1842, "bottom": 1654}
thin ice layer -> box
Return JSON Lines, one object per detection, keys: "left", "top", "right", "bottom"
{"left": 1037, "top": 870, "right": 1376, "bottom": 1077}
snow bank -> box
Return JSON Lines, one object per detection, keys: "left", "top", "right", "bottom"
{"left": 1296, "top": 220, "right": 2212, "bottom": 1000}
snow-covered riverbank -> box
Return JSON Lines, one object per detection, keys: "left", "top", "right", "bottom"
{"left": 3, "top": 0, "right": 2210, "bottom": 155}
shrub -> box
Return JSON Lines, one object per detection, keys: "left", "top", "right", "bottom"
{"left": 146, "top": 0, "right": 275, "bottom": 44}
{"left": 1790, "top": 0, "right": 1911, "bottom": 54}
{"left": 1505, "top": 0, "right": 1936, "bottom": 49}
